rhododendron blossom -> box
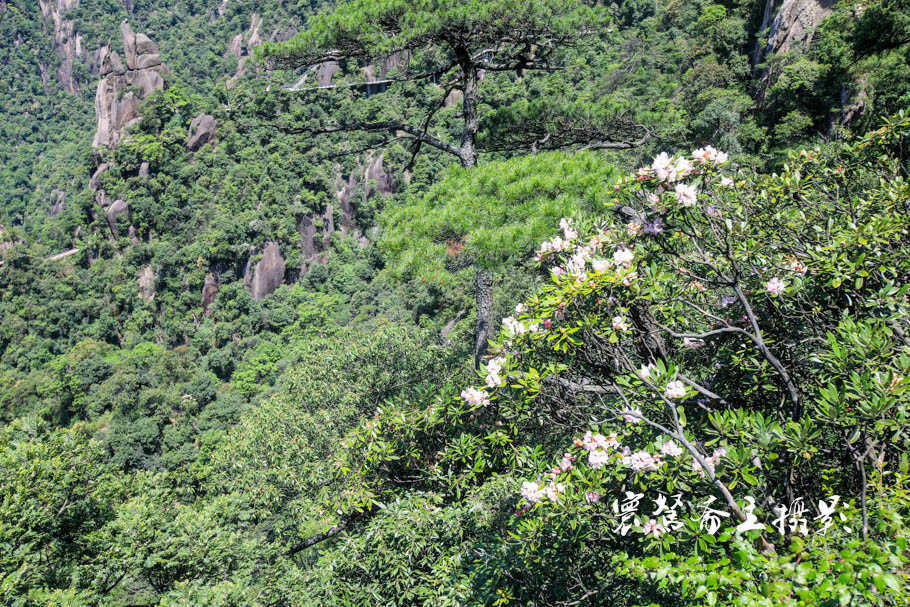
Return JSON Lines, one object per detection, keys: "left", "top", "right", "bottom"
{"left": 720, "top": 176, "right": 734, "bottom": 188}
{"left": 591, "top": 257, "right": 610, "bottom": 273}
{"left": 672, "top": 156, "right": 695, "bottom": 181}
{"left": 544, "top": 482, "right": 565, "bottom": 502}
{"left": 622, "top": 407, "right": 643, "bottom": 423}
{"left": 613, "top": 248, "right": 634, "bottom": 266}
{"left": 660, "top": 440, "right": 683, "bottom": 457}
{"left": 585, "top": 491, "right": 601, "bottom": 503}
{"left": 692, "top": 448, "right": 727, "bottom": 477}
{"left": 485, "top": 356, "right": 506, "bottom": 388}
{"left": 461, "top": 387, "right": 490, "bottom": 407}
{"left": 682, "top": 337, "right": 705, "bottom": 348}
{"left": 521, "top": 481, "right": 543, "bottom": 504}
{"left": 612, "top": 316, "right": 630, "bottom": 331}
{"left": 790, "top": 258, "right": 808, "bottom": 274}
{"left": 624, "top": 449, "right": 661, "bottom": 472}
{"left": 651, "top": 152, "right": 673, "bottom": 180}
{"left": 639, "top": 363, "right": 657, "bottom": 380}
{"left": 642, "top": 217, "right": 664, "bottom": 234}
{"left": 674, "top": 182, "right": 698, "bottom": 207}
{"left": 588, "top": 448, "right": 611, "bottom": 469}
{"left": 665, "top": 380, "right": 687, "bottom": 399}
{"left": 643, "top": 518, "right": 665, "bottom": 537}
{"left": 582, "top": 431, "right": 619, "bottom": 452}
{"left": 766, "top": 277, "right": 786, "bottom": 295}
{"left": 502, "top": 316, "right": 526, "bottom": 336}
{"left": 559, "top": 217, "right": 578, "bottom": 240}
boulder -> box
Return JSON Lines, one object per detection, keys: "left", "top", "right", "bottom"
{"left": 249, "top": 241, "right": 285, "bottom": 301}
{"left": 187, "top": 114, "right": 217, "bottom": 151}
{"left": 138, "top": 161, "right": 149, "bottom": 178}
{"left": 106, "top": 199, "right": 129, "bottom": 235}
{"left": 134, "top": 53, "right": 162, "bottom": 70}
{"left": 89, "top": 163, "right": 109, "bottom": 190}
{"left": 201, "top": 273, "right": 220, "bottom": 315}
{"left": 135, "top": 33, "right": 159, "bottom": 55}
{"left": 137, "top": 265, "right": 155, "bottom": 301}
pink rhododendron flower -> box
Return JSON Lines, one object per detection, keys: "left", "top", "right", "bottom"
{"left": 625, "top": 450, "right": 661, "bottom": 472}
{"left": 485, "top": 356, "right": 506, "bottom": 388}
{"left": 790, "top": 258, "right": 808, "bottom": 274}
{"left": 560, "top": 453, "right": 576, "bottom": 472}
{"left": 585, "top": 491, "right": 601, "bottom": 503}
{"left": 613, "top": 248, "right": 634, "bottom": 266}
{"left": 674, "top": 182, "right": 698, "bottom": 207}
{"left": 592, "top": 257, "right": 610, "bottom": 273}
{"left": 588, "top": 448, "right": 611, "bottom": 469}
{"left": 639, "top": 363, "right": 656, "bottom": 380}
{"left": 682, "top": 337, "right": 705, "bottom": 348}
{"left": 660, "top": 440, "right": 683, "bottom": 457}
{"left": 544, "top": 482, "right": 565, "bottom": 502}
{"left": 643, "top": 518, "right": 665, "bottom": 537}
{"left": 559, "top": 217, "right": 578, "bottom": 240}
{"left": 651, "top": 152, "right": 673, "bottom": 180}
{"left": 612, "top": 316, "right": 630, "bottom": 331}
{"left": 622, "top": 407, "right": 643, "bottom": 423}
{"left": 642, "top": 217, "right": 664, "bottom": 234}
{"left": 766, "top": 277, "right": 786, "bottom": 295}
{"left": 521, "top": 481, "right": 543, "bottom": 504}
{"left": 461, "top": 387, "right": 490, "bottom": 407}
{"left": 672, "top": 156, "right": 695, "bottom": 180}
{"left": 665, "top": 380, "right": 687, "bottom": 399}
{"left": 502, "top": 316, "right": 526, "bottom": 336}
{"left": 720, "top": 176, "right": 734, "bottom": 188}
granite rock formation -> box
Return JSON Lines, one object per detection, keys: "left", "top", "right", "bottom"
{"left": 92, "top": 21, "right": 168, "bottom": 148}
{"left": 247, "top": 242, "right": 285, "bottom": 301}
{"left": 187, "top": 114, "right": 217, "bottom": 151}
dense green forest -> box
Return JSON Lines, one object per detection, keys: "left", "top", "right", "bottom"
{"left": 1, "top": 0, "right": 910, "bottom": 604}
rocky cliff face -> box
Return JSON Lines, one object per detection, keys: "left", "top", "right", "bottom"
{"left": 92, "top": 21, "right": 167, "bottom": 148}
{"left": 38, "top": 0, "right": 85, "bottom": 93}
{"left": 246, "top": 242, "right": 286, "bottom": 301}
{"left": 755, "top": 0, "right": 837, "bottom": 65}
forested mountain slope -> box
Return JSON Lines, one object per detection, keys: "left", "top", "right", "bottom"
{"left": 1, "top": 0, "right": 909, "bottom": 604}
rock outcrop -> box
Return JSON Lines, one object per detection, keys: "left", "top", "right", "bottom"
{"left": 226, "top": 13, "right": 262, "bottom": 87}
{"left": 334, "top": 150, "right": 394, "bottom": 232}
{"left": 755, "top": 0, "right": 836, "bottom": 65}
{"left": 201, "top": 273, "right": 220, "bottom": 315}
{"left": 92, "top": 21, "right": 168, "bottom": 148}
{"left": 106, "top": 199, "right": 129, "bottom": 235}
{"left": 186, "top": 114, "right": 217, "bottom": 151}
{"left": 247, "top": 242, "right": 285, "bottom": 301}
{"left": 297, "top": 151, "right": 393, "bottom": 276}
{"left": 137, "top": 265, "right": 155, "bottom": 301}
{"left": 38, "top": 0, "right": 84, "bottom": 93}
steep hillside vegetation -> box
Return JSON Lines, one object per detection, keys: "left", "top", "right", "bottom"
{"left": 1, "top": 0, "right": 909, "bottom": 604}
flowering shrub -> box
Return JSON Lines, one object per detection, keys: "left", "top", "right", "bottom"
{"left": 340, "top": 111, "right": 910, "bottom": 605}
